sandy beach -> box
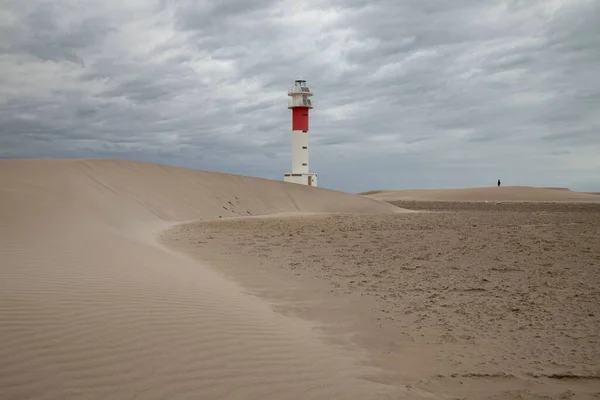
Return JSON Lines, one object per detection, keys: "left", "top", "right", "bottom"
{"left": 2, "top": 159, "right": 599, "bottom": 399}
{"left": 164, "top": 192, "right": 600, "bottom": 399}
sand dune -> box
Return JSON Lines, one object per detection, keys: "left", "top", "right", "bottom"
{"left": 0, "top": 159, "right": 414, "bottom": 400}
{"left": 362, "top": 186, "right": 600, "bottom": 203}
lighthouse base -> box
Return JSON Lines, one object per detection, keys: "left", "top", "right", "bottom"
{"left": 284, "top": 173, "right": 318, "bottom": 187}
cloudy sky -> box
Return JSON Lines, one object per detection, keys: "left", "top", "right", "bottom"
{"left": 1, "top": 0, "right": 599, "bottom": 192}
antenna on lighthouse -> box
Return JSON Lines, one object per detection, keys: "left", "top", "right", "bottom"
{"left": 283, "top": 79, "right": 318, "bottom": 187}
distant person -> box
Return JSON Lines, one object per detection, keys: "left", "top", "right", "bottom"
{"left": 498, "top": 179, "right": 501, "bottom": 187}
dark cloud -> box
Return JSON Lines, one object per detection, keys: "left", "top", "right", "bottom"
{"left": 0, "top": 0, "right": 599, "bottom": 192}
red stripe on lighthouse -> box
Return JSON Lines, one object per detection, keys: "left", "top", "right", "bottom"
{"left": 292, "top": 107, "right": 309, "bottom": 131}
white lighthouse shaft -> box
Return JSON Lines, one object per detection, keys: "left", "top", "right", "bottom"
{"left": 292, "top": 131, "right": 309, "bottom": 174}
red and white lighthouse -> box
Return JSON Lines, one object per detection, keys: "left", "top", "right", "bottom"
{"left": 284, "top": 79, "right": 318, "bottom": 187}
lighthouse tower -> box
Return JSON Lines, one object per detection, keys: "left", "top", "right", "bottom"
{"left": 283, "top": 79, "right": 318, "bottom": 187}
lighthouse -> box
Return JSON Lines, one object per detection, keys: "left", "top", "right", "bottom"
{"left": 283, "top": 79, "right": 318, "bottom": 187}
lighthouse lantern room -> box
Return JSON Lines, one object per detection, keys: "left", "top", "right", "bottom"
{"left": 283, "top": 79, "right": 318, "bottom": 187}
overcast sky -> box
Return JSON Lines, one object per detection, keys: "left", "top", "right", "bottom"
{"left": 1, "top": 0, "right": 599, "bottom": 192}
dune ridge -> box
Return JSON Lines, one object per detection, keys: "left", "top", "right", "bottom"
{"left": 0, "top": 159, "right": 412, "bottom": 400}
{"left": 362, "top": 186, "right": 600, "bottom": 203}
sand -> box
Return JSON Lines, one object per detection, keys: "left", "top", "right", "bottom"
{"left": 362, "top": 186, "right": 600, "bottom": 203}
{"left": 3, "top": 159, "right": 599, "bottom": 399}
{"left": 164, "top": 195, "right": 600, "bottom": 399}
{"left": 0, "top": 159, "right": 418, "bottom": 400}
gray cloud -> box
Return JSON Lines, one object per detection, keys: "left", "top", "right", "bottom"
{"left": 1, "top": 0, "right": 599, "bottom": 192}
